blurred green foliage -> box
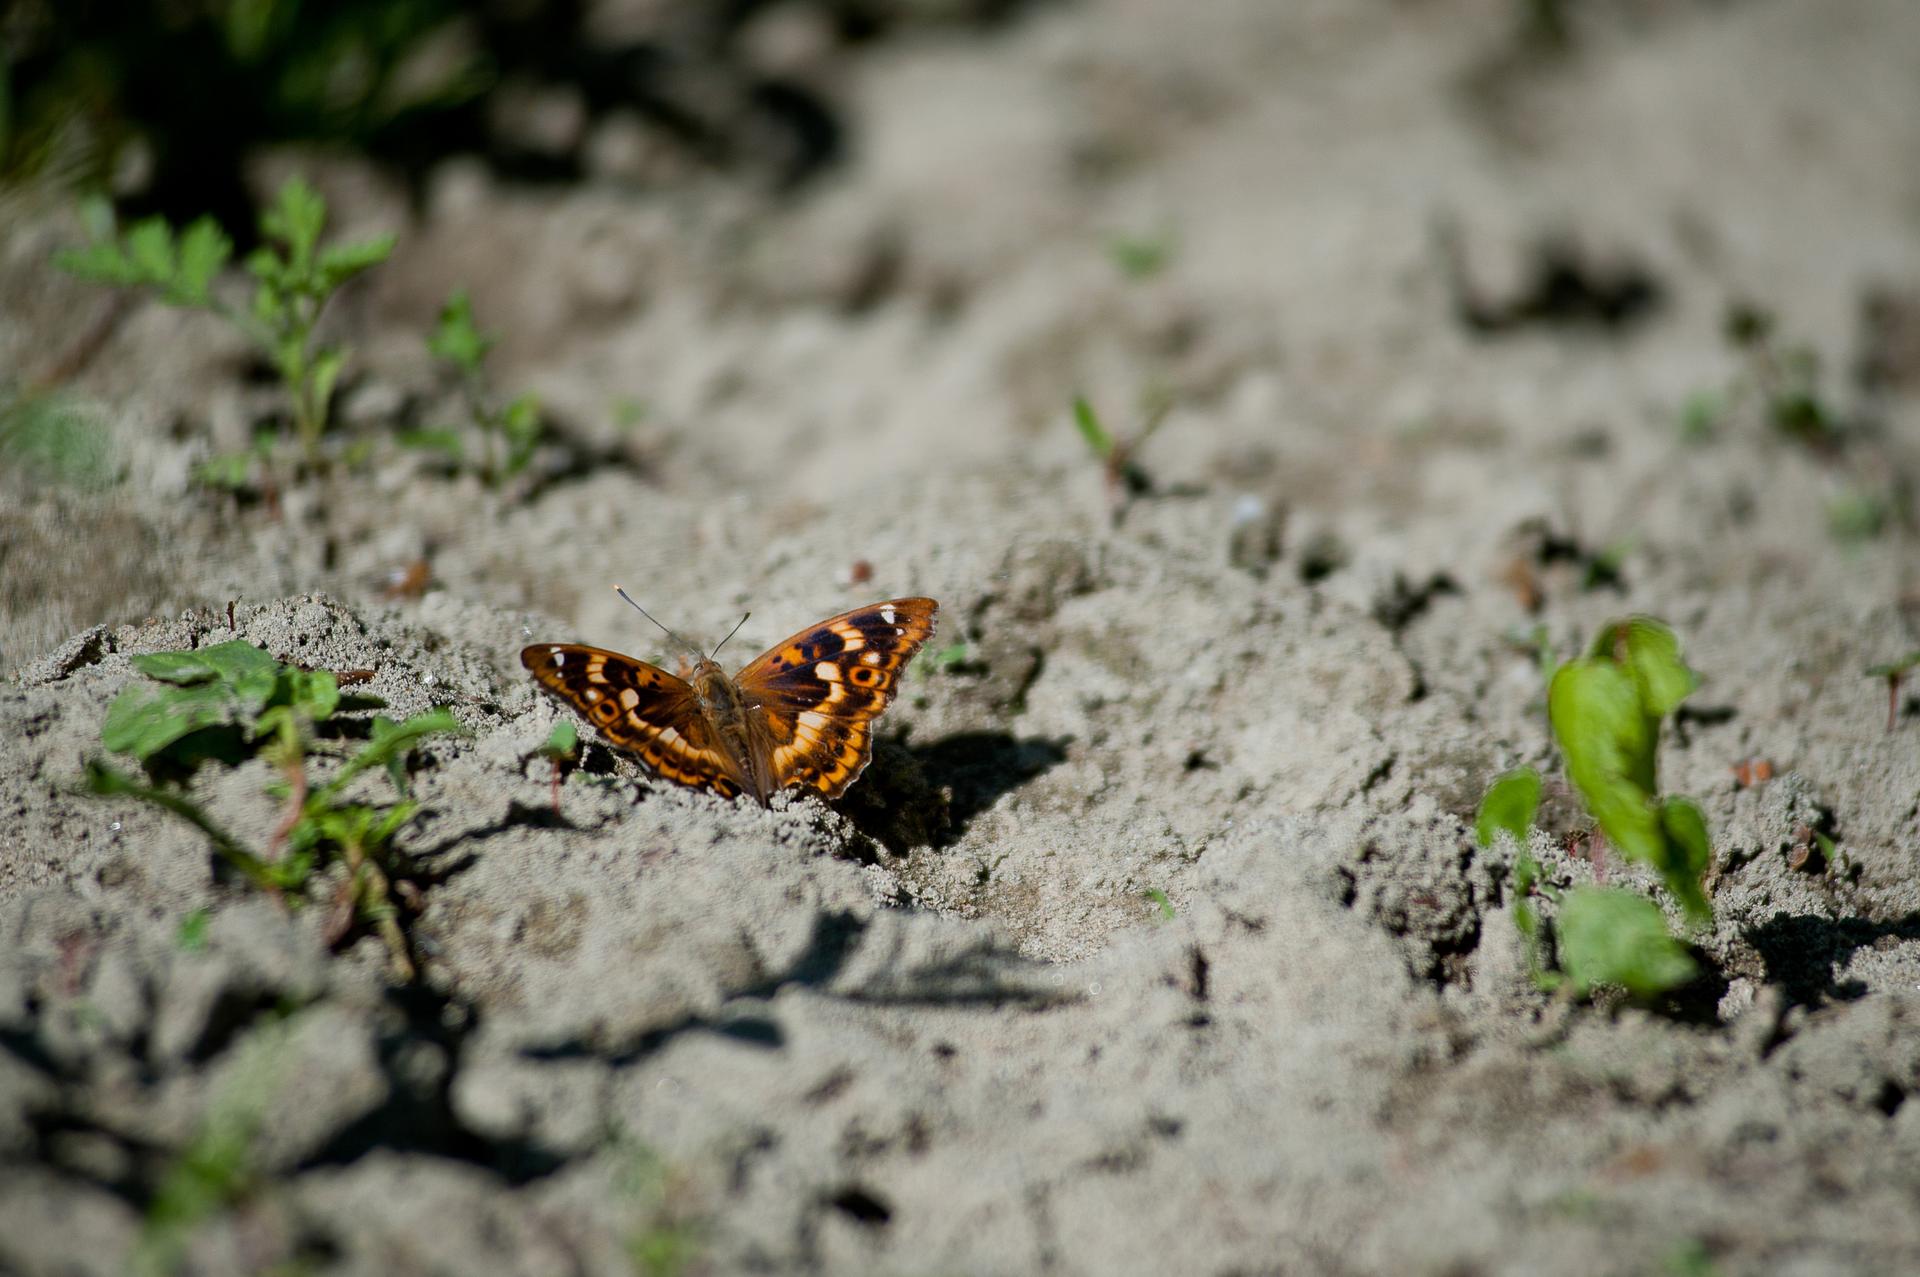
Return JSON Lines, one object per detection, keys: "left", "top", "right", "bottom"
{"left": 3, "top": 0, "right": 485, "bottom": 228}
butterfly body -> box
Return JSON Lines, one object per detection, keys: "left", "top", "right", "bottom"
{"left": 522, "top": 598, "right": 938, "bottom": 806}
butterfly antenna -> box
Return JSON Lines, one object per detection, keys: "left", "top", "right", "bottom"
{"left": 711, "top": 611, "right": 751, "bottom": 660}
{"left": 612, "top": 586, "right": 675, "bottom": 639}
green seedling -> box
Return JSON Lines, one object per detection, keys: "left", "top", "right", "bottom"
{"left": 175, "top": 908, "right": 211, "bottom": 952}
{"left": 1865, "top": 650, "right": 1920, "bottom": 733}
{"left": 910, "top": 640, "right": 972, "bottom": 682}
{"left": 1683, "top": 303, "right": 1851, "bottom": 452}
{"left": 612, "top": 396, "right": 650, "bottom": 430}
{"left": 534, "top": 719, "right": 580, "bottom": 813}
{"left": 55, "top": 176, "right": 394, "bottom": 467}
{"left": 416, "top": 289, "right": 542, "bottom": 485}
{"left": 1106, "top": 226, "right": 1177, "bottom": 281}
{"left": 1475, "top": 616, "right": 1715, "bottom": 1000}
{"left": 610, "top": 1131, "right": 706, "bottom": 1277}
{"left": 1554, "top": 885, "right": 1697, "bottom": 997}
{"left": 134, "top": 1015, "right": 295, "bottom": 1276}
{"left": 1143, "top": 888, "right": 1176, "bottom": 922}
{"left": 1550, "top": 616, "right": 1712, "bottom": 927}
{"left": 85, "top": 640, "right": 461, "bottom": 977}
{"left": 1073, "top": 393, "right": 1169, "bottom": 525}
{"left": 1827, "top": 488, "right": 1890, "bottom": 546}
{"left": 1475, "top": 767, "right": 1547, "bottom": 978}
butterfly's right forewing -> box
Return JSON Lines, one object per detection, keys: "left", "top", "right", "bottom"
{"left": 520, "top": 644, "right": 745, "bottom": 798}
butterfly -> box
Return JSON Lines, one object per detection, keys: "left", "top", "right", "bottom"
{"left": 522, "top": 591, "right": 939, "bottom": 806}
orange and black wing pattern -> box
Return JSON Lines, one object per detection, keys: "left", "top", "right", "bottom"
{"left": 734, "top": 598, "right": 939, "bottom": 799}
{"left": 520, "top": 644, "right": 745, "bottom": 799}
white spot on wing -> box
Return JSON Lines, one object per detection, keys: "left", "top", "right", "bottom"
{"left": 585, "top": 690, "right": 599, "bottom": 701}
{"left": 658, "top": 726, "right": 680, "bottom": 745}
{"left": 862, "top": 651, "right": 881, "bottom": 665}
{"left": 880, "top": 606, "right": 897, "bottom": 624}
{"left": 553, "top": 651, "right": 566, "bottom": 666}
{"left": 620, "top": 689, "right": 639, "bottom": 710}
{"left": 814, "top": 662, "right": 842, "bottom": 682}
{"left": 798, "top": 710, "right": 829, "bottom": 730}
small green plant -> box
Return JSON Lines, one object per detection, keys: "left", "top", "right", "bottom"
{"left": 85, "top": 639, "right": 461, "bottom": 977}
{"left": 1475, "top": 616, "right": 1714, "bottom": 999}
{"left": 910, "top": 640, "right": 972, "bottom": 682}
{"left": 55, "top": 176, "right": 394, "bottom": 467}
{"left": 1073, "top": 394, "right": 1170, "bottom": 524}
{"left": 610, "top": 1132, "right": 705, "bottom": 1277}
{"left": 175, "top": 908, "right": 211, "bottom": 952}
{"left": 134, "top": 1015, "right": 296, "bottom": 1276}
{"left": 1142, "top": 888, "right": 1176, "bottom": 922}
{"left": 1827, "top": 487, "right": 1890, "bottom": 545}
{"left": 1682, "top": 303, "right": 1852, "bottom": 451}
{"left": 1106, "top": 226, "right": 1177, "bottom": 280}
{"left": 533, "top": 719, "right": 580, "bottom": 812}
{"left": 1865, "top": 650, "right": 1920, "bottom": 733}
{"left": 415, "top": 289, "right": 542, "bottom": 485}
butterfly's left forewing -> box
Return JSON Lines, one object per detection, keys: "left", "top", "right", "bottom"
{"left": 520, "top": 644, "right": 746, "bottom": 798}
{"left": 734, "top": 598, "right": 938, "bottom": 798}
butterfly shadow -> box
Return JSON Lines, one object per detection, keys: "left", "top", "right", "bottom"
{"left": 842, "top": 731, "right": 1070, "bottom": 854}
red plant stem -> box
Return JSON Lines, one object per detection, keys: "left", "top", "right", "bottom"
{"left": 268, "top": 759, "right": 307, "bottom": 857}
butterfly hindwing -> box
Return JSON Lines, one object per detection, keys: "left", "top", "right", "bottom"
{"left": 520, "top": 644, "right": 745, "bottom": 799}
{"left": 734, "top": 598, "right": 939, "bottom": 798}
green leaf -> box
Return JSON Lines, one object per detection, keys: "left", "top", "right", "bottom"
{"left": 1589, "top": 616, "right": 1698, "bottom": 722}
{"left": 176, "top": 908, "right": 211, "bottom": 951}
{"left": 1072, "top": 396, "right": 1114, "bottom": 459}
{"left": 1474, "top": 767, "right": 1541, "bottom": 849}
{"left": 101, "top": 682, "right": 243, "bottom": 761}
{"left": 1865, "top": 651, "right": 1920, "bottom": 678}
{"left": 125, "top": 218, "right": 177, "bottom": 286}
{"left": 276, "top": 668, "right": 340, "bottom": 722}
{"left": 197, "top": 449, "right": 258, "bottom": 490}
{"left": 246, "top": 253, "right": 287, "bottom": 297}
{"left": 53, "top": 240, "right": 141, "bottom": 286}
{"left": 428, "top": 289, "right": 493, "bottom": 372}
{"left": 370, "top": 801, "right": 420, "bottom": 848}
{"left": 1555, "top": 885, "right": 1696, "bottom": 998}
{"left": 132, "top": 640, "right": 278, "bottom": 688}
{"left": 1827, "top": 490, "right": 1888, "bottom": 545}
{"left": 170, "top": 217, "right": 232, "bottom": 304}
{"left": 1108, "top": 231, "right": 1175, "bottom": 280}
{"left": 1553, "top": 616, "right": 1714, "bottom": 922}
{"left": 316, "top": 235, "right": 395, "bottom": 289}
{"left": 308, "top": 347, "right": 344, "bottom": 430}
{"left": 261, "top": 177, "right": 327, "bottom": 271}
{"left": 397, "top": 428, "right": 466, "bottom": 459}
{"left": 1678, "top": 389, "right": 1722, "bottom": 443}
{"left": 502, "top": 394, "right": 541, "bottom": 475}
{"left": 540, "top": 719, "right": 579, "bottom": 760}
{"left": 1657, "top": 797, "right": 1714, "bottom": 928}
{"left": 1143, "top": 888, "right": 1176, "bottom": 922}
{"left": 320, "top": 707, "right": 463, "bottom": 800}
{"left": 1551, "top": 654, "right": 1659, "bottom": 815}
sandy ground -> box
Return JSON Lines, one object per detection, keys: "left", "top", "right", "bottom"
{"left": 6, "top": 1, "right": 1920, "bottom": 1273}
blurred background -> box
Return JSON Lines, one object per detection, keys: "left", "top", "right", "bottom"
{"left": 4, "top": 0, "right": 1918, "bottom": 664}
